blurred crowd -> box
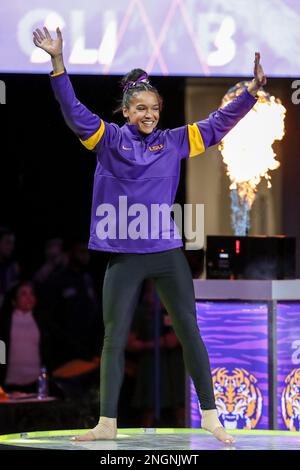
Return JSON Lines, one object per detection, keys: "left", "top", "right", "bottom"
{"left": 0, "top": 227, "right": 102, "bottom": 402}
{"left": 0, "top": 225, "right": 204, "bottom": 427}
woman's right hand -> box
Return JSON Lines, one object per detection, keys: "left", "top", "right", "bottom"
{"left": 32, "top": 26, "right": 63, "bottom": 58}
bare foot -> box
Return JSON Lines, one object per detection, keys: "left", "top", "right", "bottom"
{"left": 212, "top": 426, "right": 236, "bottom": 445}
{"left": 70, "top": 417, "right": 117, "bottom": 441}
{"left": 201, "top": 409, "right": 235, "bottom": 445}
{"left": 71, "top": 431, "right": 96, "bottom": 441}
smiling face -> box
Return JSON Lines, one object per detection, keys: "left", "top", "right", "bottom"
{"left": 123, "top": 91, "right": 160, "bottom": 135}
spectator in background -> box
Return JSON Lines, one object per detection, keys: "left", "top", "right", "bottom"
{"left": 34, "top": 241, "right": 102, "bottom": 398}
{"left": 34, "top": 238, "right": 67, "bottom": 284}
{"left": 0, "top": 281, "right": 53, "bottom": 394}
{"left": 0, "top": 227, "right": 20, "bottom": 310}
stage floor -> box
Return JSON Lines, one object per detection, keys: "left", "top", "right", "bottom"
{"left": 0, "top": 428, "right": 300, "bottom": 450}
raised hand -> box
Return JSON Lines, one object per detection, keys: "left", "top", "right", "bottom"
{"left": 253, "top": 52, "right": 267, "bottom": 88}
{"left": 32, "top": 26, "right": 63, "bottom": 58}
{"left": 247, "top": 52, "right": 267, "bottom": 95}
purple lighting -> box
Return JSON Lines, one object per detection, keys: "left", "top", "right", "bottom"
{"left": 190, "top": 301, "right": 269, "bottom": 430}
{"left": 1, "top": 1, "right": 300, "bottom": 76}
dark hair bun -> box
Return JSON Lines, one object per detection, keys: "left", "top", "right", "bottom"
{"left": 113, "top": 68, "right": 162, "bottom": 114}
{"left": 121, "top": 68, "right": 148, "bottom": 88}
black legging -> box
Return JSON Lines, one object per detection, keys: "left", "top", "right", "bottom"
{"left": 100, "top": 247, "right": 216, "bottom": 417}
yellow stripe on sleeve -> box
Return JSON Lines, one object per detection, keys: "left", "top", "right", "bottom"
{"left": 187, "top": 123, "right": 205, "bottom": 158}
{"left": 50, "top": 70, "right": 65, "bottom": 77}
{"left": 79, "top": 119, "right": 106, "bottom": 150}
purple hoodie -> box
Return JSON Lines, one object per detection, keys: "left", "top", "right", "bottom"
{"left": 50, "top": 70, "right": 256, "bottom": 253}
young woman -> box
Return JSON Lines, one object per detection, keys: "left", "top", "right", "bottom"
{"left": 33, "top": 26, "right": 266, "bottom": 445}
{"left": 0, "top": 282, "right": 50, "bottom": 393}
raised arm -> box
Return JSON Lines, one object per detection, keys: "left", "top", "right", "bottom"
{"left": 196, "top": 52, "right": 267, "bottom": 151}
{"left": 168, "top": 52, "right": 267, "bottom": 158}
{"left": 32, "top": 27, "right": 105, "bottom": 152}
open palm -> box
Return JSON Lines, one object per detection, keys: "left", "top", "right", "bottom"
{"left": 32, "top": 26, "right": 63, "bottom": 57}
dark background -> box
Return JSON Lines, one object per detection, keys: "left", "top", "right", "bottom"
{"left": 0, "top": 73, "right": 186, "bottom": 281}
{"left": 0, "top": 74, "right": 300, "bottom": 276}
{"left": 0, "top": 72, "right": 300, "bottom": 431}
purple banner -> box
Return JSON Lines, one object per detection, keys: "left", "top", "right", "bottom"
{"left": 190, "top": 301, "right": 268, "bottom": 430}
{"left": 1, "top": 1, "right": 300, "bottom": 76}
{"left": 277, "top": 302, "right": 300, "bottom": 431}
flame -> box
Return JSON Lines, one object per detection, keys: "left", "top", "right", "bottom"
{"left": 219, "top": 82, "right": 286, "bottom": 209}
{"left": 218, "top": 82, "right": 286, "bottom": 235}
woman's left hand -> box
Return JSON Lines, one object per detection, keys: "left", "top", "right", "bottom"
{"left": 247, "top": 52, "right": 267, "bottom": 95}
{"left": 254, "top": 52, "right": 267, "bottom": 87}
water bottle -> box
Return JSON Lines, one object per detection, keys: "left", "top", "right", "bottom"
{"left": 37, "top": 366, "right": 49, "bottom": 399}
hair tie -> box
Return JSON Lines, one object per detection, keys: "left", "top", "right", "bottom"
{"left": 123, "top": 73, "right": 150, "bottom": 93}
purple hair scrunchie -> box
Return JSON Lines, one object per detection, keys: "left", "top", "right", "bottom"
{"left": 123, "top": 73, "right": 150, "bottom": 93}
